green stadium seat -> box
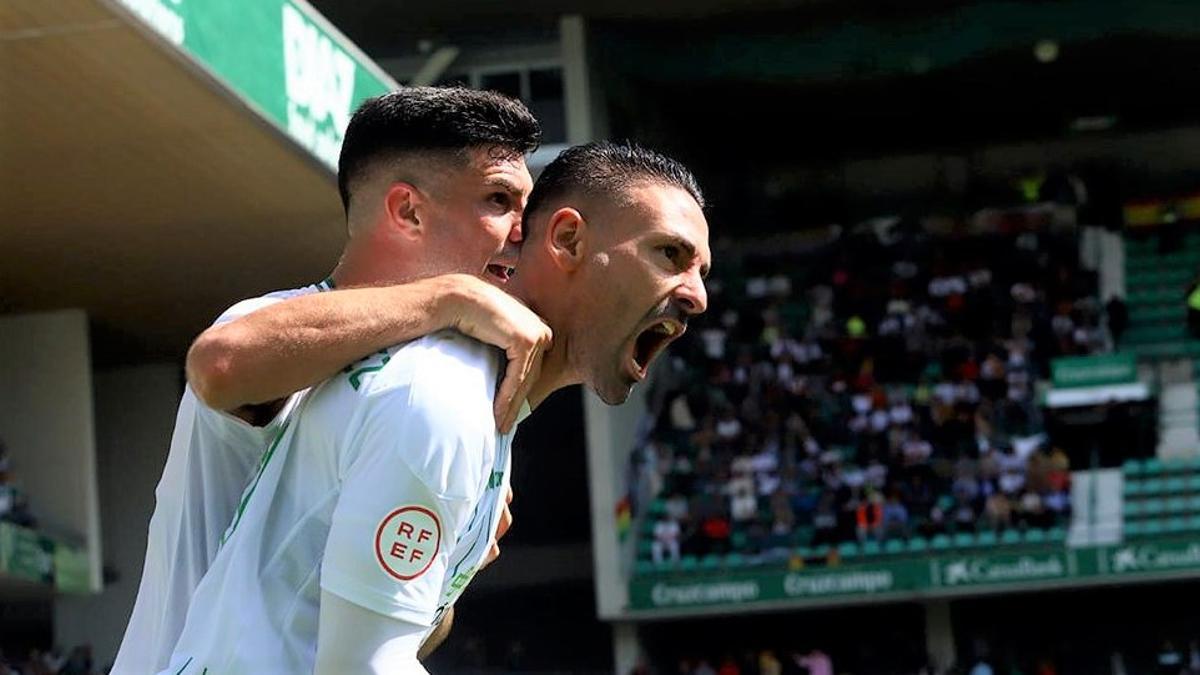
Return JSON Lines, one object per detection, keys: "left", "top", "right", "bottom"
{"left": 1187, "top": 495, "right": 1200, "bottom": 513}
{"left": 1167, "top": 497, "right": 1189, "bottom": 515}
{"left": 700, "top": 554, "right": 721, "bottom": 570}
{"left": 1023, "top": 529, "right": 1047, "bottom": 544}
{"left": 837, "top": 542, "right": 860, "bottom": 560}
{"left": 680, "top": 555, "right": 699, "bottom": 571}
{"left": 794, "top": 546, "right": 814, "bottom": 560}
{"left": 860, "top": 540, "right": 882, "bottom": 557}
{"left": 634, "top": 560, "right": 655, "bottom": 575}
{"left": 637, "top": 540, "right": 653, "bottom": 559}
{"left": 791, "top": 527, "right": 814, "bottom": 547}
{"left": 1167, "top": 517, "right": 1188, "bottom": 534}
{"left": 1000, "top": 529, "right": 1022, "bottom": 546}
{"left": 1188, "top": 515, "right": 1200, "bottom": 532}
{"left": 722, "top": 553, "right": 744, "bottom": 568}
{"left": 1144, "top": 459, "right": 1166, "bottom": 476}
{"left": 641, "top": 519, "right": 658, "bottom": 537}
{"left": 1123, "top": 459, "right": 1144, "bottom": 477}
{"left": 811, "top": 544, "right": 831, "bottom": 559}
{"left": 1048, "top": 527, "right": 1067, "bottom": 543}
{"left": 1125, "top": 501, "right": 1144, "bottom": 518}
{"left": 1144, "top": 499, "right": 1168, "bottom": 517}
{"left": 1166, "top": 478, "right": 1187, "bottom": 494}
{"left": 931, "top": 534, "right": 952, "bottom": 550}
{"left": 1164, "top": 458, "right": 1188, "bottom": 474}
{"left": 1123, "top": 481, "right": 1143, "bottom": 498}
{"left": 1144, "top": 520, "right": 1167, "bottom": 536}
{"left": 1142, "top": 479, "right": 1167, "bottom": 496}
{"left": 953, "top": 532, "right": 975, "bottom": 549}
{"left": 976, "top": 531, "right": 998, "bottom": 547}
{"left": 731, "top": 531, "right": 749, "bottom": 551}
{"left": 1125, "top": 521, "right": 1146, "bottom": 538}
{"left": 884, "top": 539, "right": 905, "bottom": 555}
{"left": 648, "top": 499, "right": 667, "bottom": 516}
{"left": 907, "top": 537, "right": 929, "bottom": 553}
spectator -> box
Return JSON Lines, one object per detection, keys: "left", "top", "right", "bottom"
{"left": 855, "top": 490, "right": 885, "bottom": 542}
{"left": 1159, "top": 640, "right": 1185, "bottom": 675}
{"left": 1188, "top": 278, "right": 1200, "bottom": 340}
{"left": 652, "top": 517, "right": 682, "bottom": 565}
{"left": 882, "top": 489, "right": 910, "bottom": 539}
{"left": 794, "top": 649, "right": 833, "bottom": 675}
{"left": 758, "top": 650, "right": 782, "bottom": 675}
{"left": 984, "top": 492, "right": 1013, "bottom": 531}
{"left": 969, "top": 658, "right": 995, "bottom": 675}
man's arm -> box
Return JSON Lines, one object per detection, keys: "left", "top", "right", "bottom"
{"left": 187, "top": 274, "right": 550, "bottom": 432}
{"left": 315, "top": 590, "right": 429, "bottom": 674}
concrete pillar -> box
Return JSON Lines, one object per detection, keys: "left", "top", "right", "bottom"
{"left": 612, "top": 621, "right": 641, "bottom": 675}
{"left": 925, "top": 600, "right": 956, "bottom": 674}
{"left": 560, "top": 15, "right": 592, "bottom": 145}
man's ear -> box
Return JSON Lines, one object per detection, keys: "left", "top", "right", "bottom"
{"left": 383, "top": 182, "right": 424, "bottom": 240}
{"left": 545, "top": 207, "right": 588, "bottom": 271}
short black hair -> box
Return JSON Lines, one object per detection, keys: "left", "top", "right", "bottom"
{"left": 337, "top": 86, "right": 542, "bottom": 213}
{"left": 524, "top": 141, "right": 705, "bottom": 228}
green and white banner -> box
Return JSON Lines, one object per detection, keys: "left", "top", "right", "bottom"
{"left": 109, "top": 0, "right": 396, "bottom": 169}
{"left": 629, "top": 537, "right": 1200, "bottom": 613}
{"left": 1050, "top": 353, "right": 1137, "bottom": 389}
{"left": 0, "top": 522, "right": 91, "bottom": 593}
{"left": 933, "top": 551, "right": 1073, "bottom": 588}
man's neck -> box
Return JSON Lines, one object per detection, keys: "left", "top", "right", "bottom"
{"left": 524, "top": 335, "right": 574, "bottom": 411}
{"left": 330, "top": 236, "right": 416, "bottom": 289}
{"left": 508, "top": 274, "right": 579, "bottom": 411}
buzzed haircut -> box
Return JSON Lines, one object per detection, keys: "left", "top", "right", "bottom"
{"left": 523, "top": 141, "right": 705, "bottom": 227}
{"left": 337, "top": 87, "right": 542, "bottom": 213}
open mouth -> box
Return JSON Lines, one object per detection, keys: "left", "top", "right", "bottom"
{"left": 485, "top": 263, "right": 516, "bottom": 284}
{"left": 631, "top": 319, "right": 685, "bottom": 378}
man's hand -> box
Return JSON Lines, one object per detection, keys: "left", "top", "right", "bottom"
{"left": 480, "top": 486, "right": 514, "bottom": 571}
{"left": 446, "top": 276, "right": 552, "bottom": 433}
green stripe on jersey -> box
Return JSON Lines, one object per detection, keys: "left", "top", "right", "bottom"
{"left": 221, "top": 420, "right": 290, "bottom": 546}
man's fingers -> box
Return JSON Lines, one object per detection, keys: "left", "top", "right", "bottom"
{"left": 483, "top": 541, "right": 501, "bottom": 568}
{"left": 505, "top": 485, "right": 513, "bottom": 504}
{"left": 496, "top": 502, "right": 513, "bottom": 540}
{"left": 493, "top": 351, "right": 527, "bottom": 432}
{"left": 496, "top": 331, "right": 550, "bottom": 433}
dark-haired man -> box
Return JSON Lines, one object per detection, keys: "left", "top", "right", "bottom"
{"left": 158, "top": 142, "right": 710, "bottom": 674}
{"left": 113, "top": 87, "right": 544, "bottom": 674}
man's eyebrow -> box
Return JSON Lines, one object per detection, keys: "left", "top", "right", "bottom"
{"left": 664, "top": 234, "right": 711, "bottom": 279}
{"left": 483, "top": 177, "right": 525, "bottom": 195}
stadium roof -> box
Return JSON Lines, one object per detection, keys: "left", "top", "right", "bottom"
{"left": 1, "top": 0, "right": 394, "bottom": 361}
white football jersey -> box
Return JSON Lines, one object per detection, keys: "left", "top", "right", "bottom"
{"left": 158, "top": 330, "right": 522, "bottom": 675}
{"left": 112, "top": 279, "right": 332, "bottom": 675}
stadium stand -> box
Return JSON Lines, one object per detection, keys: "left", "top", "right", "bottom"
{"left": 627, "top": 216, "right": 1102, "bottom": 573}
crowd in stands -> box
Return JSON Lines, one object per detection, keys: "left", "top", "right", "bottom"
{"left": 635, "top": 640, "right": 1200, "bottom": 675}
{"left": 629, "top": 219, "right": 1106, "bottom": 565}
{"left": 0, "top": 438, "right": 36, "bottom": 530}
{"left": 0, "top": 646, "right": 104, "bottom": 675}
{"left": 631, "top": 648, "right": 835, "bottom": 675}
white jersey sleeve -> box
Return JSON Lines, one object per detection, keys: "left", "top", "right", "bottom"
{"left": 193, "top": 287, "right": 319, "bottom": 432}
{"left": 320, "top": 359, "right": 494, "bottom": 628}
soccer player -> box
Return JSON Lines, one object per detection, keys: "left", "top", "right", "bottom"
{"left": 158, "top": 142, "right": 710, "bottom": 674}
{"left": 112, "top": 88, "right": 545, "bottom": 675}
